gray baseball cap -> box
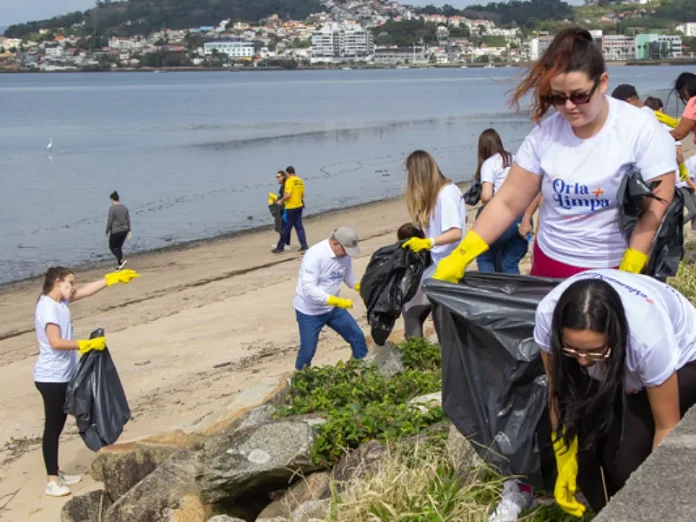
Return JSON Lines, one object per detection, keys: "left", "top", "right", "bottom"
{"left": 333, "top": 226, "right": 360, "bottom": 256}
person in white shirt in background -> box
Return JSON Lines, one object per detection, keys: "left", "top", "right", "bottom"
{"left": 475, "top": 129, "right": 539, "bottom": 274}
{"left": 400, "top": 150, "right": 466, "bottom": 339}
{"left": 535, "top": 269, "right": 696, "bottom": 516}
{"left": 293, "top": 227, "right": 367, "bottom": 370}
{"left": 34, "top": 266, "right": 139, "bottom": 497}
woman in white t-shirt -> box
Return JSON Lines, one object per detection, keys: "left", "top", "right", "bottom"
{"left": 475, "top": 129, "right": 532, "bottom": 274}
{"left": 34, "top": 266, "right": 139, "bottom": 497}
{"left": 434, "top": 27, "right": 676, "bottom": 284}
{"left": 401, "top": 150, "right": 466, "bottom": 338}
{"left": 535, "top": 269, "right": 696, "bottom": 516}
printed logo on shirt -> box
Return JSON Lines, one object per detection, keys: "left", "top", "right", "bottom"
{"left": 583, "top": 272, "right": 654, "bottom": 304}
{"left": 551, "top": 178, "right": 610, "bottom": 215}
{"left": 330, "top": 270, "right": 344, "bottom": 281}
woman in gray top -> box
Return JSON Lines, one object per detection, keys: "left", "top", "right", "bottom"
{"left": 106, "top": 191, "right": 131, "bottom": 270}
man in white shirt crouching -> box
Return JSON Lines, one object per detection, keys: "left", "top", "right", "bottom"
{"left": 293, "top": 226, "right": 367, "bottom": 370}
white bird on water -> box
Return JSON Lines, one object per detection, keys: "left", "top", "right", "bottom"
{"left": 47, "top": 138, "right": 53, "bottom": 151}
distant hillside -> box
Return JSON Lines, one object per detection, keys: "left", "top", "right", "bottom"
{"left": 0, "top": 26, "right": 7, "bottom": 35}
{"left": 4, "top": 0, "right": 323, "bottom": 38}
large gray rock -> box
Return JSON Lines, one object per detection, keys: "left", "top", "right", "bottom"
{"left": 197, "top": 419, "right": 322, "bottom": 504}
{"left": 408, "top": 392, "right": 441, "bottom": 413}
{"left": 256, "top": 472, "right": 331, "bottom": 519}
{"left": 92, "top": 441, "right": 181, "bottom": 501}
{"left": 105, "top": 449, "right": 206, "bottom": 522}
{"left": 332, "top": 440, "right": 387, "bottom": 488}
{"left": 365, "top": 342, "right": 404, "bottom": 378}
{"left": 236, "top": 405, "right": 276, "bottom": 431}
{"left": 61, "top": 490, "right": 112, "bottom": 522}
{"left": 290, "top": 499, "right": 331, "bottom": 522}
{"left": 446, "top": 424, "right": 483, "bottom": 479}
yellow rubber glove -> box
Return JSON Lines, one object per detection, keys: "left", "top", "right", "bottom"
{"left": 105, "top": 269, "right": 140, "bottom": 287}
{"left": 553, "top": 436, "right": 585, "bottom": 518}
{"left": 433, "top": 231, "right": 489, "bottom": 283}
{"left": 679, "top": 162, "right": 689, "bottom": 182}
{"left": 354, "top": 281, "right": 361, "bottom": 292}
{"left": 327, "top": 295, "right": 353, "bottom": 309}
{"left": 402, "top": 237, "right": 434, "bottom": 252}
{"left": 268, "top": 192, "right": 279, "bottom": 205}
{"left": 654, "top": 110, "right": 679, "bottom": 128}
{"left": 77, "top": 336, "right": 107, "bottom": 355}
{"left": 619, "top": 248, "right": 648, "bottom": 274}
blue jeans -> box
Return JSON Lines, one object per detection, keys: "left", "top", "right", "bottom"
{"left": 476, "top": 215, "right": 529, "bottom": 275}
{"left": 277, "top": 207, "right": 308, "bottom": 250}
{"left": 295, "top": 308, "right": 368, "bottom": 370}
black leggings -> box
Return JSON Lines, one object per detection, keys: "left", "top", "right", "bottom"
{"left": 109, "top": 231, "right": 128, "bottom": 264}
{"left": 35, "top": 381, "right": 69, "bottom": 476}
{"left": 576, "top": 361, "right": 696, "bottom": 512}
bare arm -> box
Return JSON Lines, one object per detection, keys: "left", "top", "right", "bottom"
{"left": 688, "top": 178, "right": 696, "bottom": 192}
{"left": 646, "top": 372, "right": 681, "bottom": 450}
{"left": 71, "top": 278, "right": 107, "bottom": 303}
{"left": 45, "top": 323, "right": 79, "bottom": 351}
{"left": 629, "top": 172, "right": 675, "bottom": 254}
{"left": 432, "top": 227, "right": 463, "bottom": 247}
{"left": 670, "top": 118, "right": 696, "bottom": 141}
{"left": 540, "top": 350, "right": 559, "bottom": 431}
{"left": 481, "top": 182, "right": 494, "bottom": 204}
{"left": 106, "top": 207, "right": 113, "bottom": 235}
{"left": 676, "top": 145, "right": 684, "bottom": 166}
{"left": 472, "top": 164, "right": 542, "bottom": 244}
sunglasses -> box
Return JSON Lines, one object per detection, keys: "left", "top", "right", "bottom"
{"left": 562, "top": 344, "right": 611, "bottom": 362}
{"left": 545, "top": 79, "right": 600, "bottom": 107}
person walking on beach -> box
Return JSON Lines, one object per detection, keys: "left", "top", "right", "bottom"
{"left": 272, "top": 166, "right": 309, "bottom": 254}
{"left": 106, "top": 191, "right": 131, "bottom": 270}
{"left": 34, "top": 266, "right": 139, "bottom": 497}
{"left": 293, "top": 227, "right": 366, "bottom": 370}
{"left": 269, "top": 171, "right": 291, "bottom": 250}
{"left": 399, "top": 150, "right": 466, "bottom": 338}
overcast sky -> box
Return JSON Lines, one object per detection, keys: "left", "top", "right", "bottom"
{"left": 1, "top": 0, "right": 585, "bottom": 27}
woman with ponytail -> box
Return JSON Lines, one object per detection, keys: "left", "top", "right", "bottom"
{"left": 535, "top": 269, "right": 696, "bottom": 515}
{"left": 434, "top": 27, "right": 677, "bottom": 283}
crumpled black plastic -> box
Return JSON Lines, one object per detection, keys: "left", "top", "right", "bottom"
{"left": 64, "top": 329, "right": 131, "bottom": 452}
{"left": 617, "top": 167, "right": 684, "bottom": 278}
{"left": 424, "top": 273, "right": 560, "bottom": 488}
{"left": 359, "top": 242, "right": 430, "bottom": 345}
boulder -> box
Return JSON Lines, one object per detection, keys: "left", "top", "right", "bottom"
{"left": 197, "top": 419, "right": 322, "bottom": 504}
{"left": 408, "top": 392, "right": 441, "bottom": 413}
{"left": 290, "top": 499, "right": 331, "bottom": 522}
{"left": 256, "top": 519, "right": 290, "bottom": 522}
{"left": 446, "top": 424, "right": 483, "bottom": 479}
{"left": 256, "top": 472, "right": 331, "bottom": 519}
{"left": 332, "top": 440, "right": 387, "bottom": 488}
{"left": 207, "top": 517, "right": 245, "bottom": 522}
{"left": 61, "top": 490, "right": 112, "bottom": 522}
{"left": 365, "top": 342, "right": 403, "bottom": 378}
{"left": 92, "top": 441, "right": 181, "bottom": 501}
{"left": 104, "top": 449, "right": 208, "bottom": 522}
{"left": 236, "top": 405, "right": 277, "bottom": 431}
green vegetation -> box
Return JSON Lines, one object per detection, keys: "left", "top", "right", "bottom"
{"left": 417, "top": 0, "right": 575, "bottom": 28}
{"left": 671, "top": 244, "right": 696, "bottom": 304}
{"left": 371, "top": 20, "right": 440, "bottom": 47}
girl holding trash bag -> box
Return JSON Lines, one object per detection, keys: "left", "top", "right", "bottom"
{"left": 34, "top": 266, "right": 139, "bottom": 497}
{"left": 534, "top": 269, "right": 696, "bottom": 515}
{"left": 435, "top": 27, "right": 676, "bottom": 283}
{"left": 269, "top": 171, "right": 290, "bottom": 250}
{"left": 400, "top": 150, "right": 466, "bottom": 338}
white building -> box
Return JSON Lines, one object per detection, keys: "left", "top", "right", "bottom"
{"left": 529, "top": 35, "right": 553, "bottom": 61}
{"left": 44, "top": 46, "right": 64, "bottom": 58}
{"left": 311, "top": 22, "right": 374, "bottom": 63}
{"left": 677, "top": 22, "right": 696, "bottom": 37}
{"left": 602, "top": 34, "right": 636, "bottom": 61}
{"left": 203, "top": 41, "right": 254, "bottom": 59}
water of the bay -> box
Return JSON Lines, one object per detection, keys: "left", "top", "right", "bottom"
{"left": 1, "top": 66, "right": 693, "bottom": 283}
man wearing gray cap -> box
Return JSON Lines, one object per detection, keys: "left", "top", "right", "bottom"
{"left": 293, "top": 226, "right": 367, "bottom": 370}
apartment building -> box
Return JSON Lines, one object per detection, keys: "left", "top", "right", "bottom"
{"left": 602, "top": 34, "right": 636, "bottom": 61}
{"left": 203, "top": 41, "right": 255, "bottom": 59}
{"left": 311, "top": 22, "right": 374, "bottom": 63}
{"left": 635, "top": 34, "right": 682, "bottom": 59}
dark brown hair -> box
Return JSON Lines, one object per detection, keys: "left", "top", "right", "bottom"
{"left": 644, "top": 97, "right": 663, "bottom": 111}
{"left": 110, "top": 191, "right": 120, "bottom": 202}
{"left": 42, "top": 266, "right": 74, "bottom": 295}
{"left": 510, "top": 27, "right": 606, "bottom": 122}
{"left": 397, "top": 222, "right": 425, "bottom": 241}
{"left": 475, "top": 129, "right": 512, "bottom": 181}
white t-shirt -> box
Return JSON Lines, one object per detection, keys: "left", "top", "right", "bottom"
{"left": 34, "top": 295, "right": 77, "bottom": 383}
{"left": 678, "top": 155, "right": 696, "bottom": 189}
{"left": 294, "top": 239, "right": 358, "bottom": 316}
{"left": 424, "top": 183, "right": 467, "bottom": 266}
{"left": 515, "top": 96, "right": 677, "bottom": 268}
{"left": 480, "top": 153, "right": 512, "bottom": 195}
{"left": 534, "top": 269, "right": 696, "bottom": 391}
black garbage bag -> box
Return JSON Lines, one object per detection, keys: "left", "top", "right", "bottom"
{"left": 269, "top": 203, "right": 283, "bottom": 234}
{"left": 359, "top": 242, "right": 430, "bottom": 345}
{"left": 64, "top": 329, "right": 131, "bottom": 452}
{"left": 618, "top": 168, "right": 684, "bottom": 278}
{"left": 423, "top": 273, "right": 560, "bottom": 488}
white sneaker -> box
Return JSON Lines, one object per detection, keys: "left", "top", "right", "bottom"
{"left": 489, "top": 480, "right": 536, "bottom": 522}
{"left": 59, "top": 471, "right": 82, "bottom": 485}
{"left": 117, "top": 259, "right": 128, "bottom": 271}
{"left": 45, "top": 479, "right": 71, "bottom": 497}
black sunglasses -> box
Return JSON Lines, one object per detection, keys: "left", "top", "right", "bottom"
{"left": 545, "top": 79, "right": 600, "bottom": 107}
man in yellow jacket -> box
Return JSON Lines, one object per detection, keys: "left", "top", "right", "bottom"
{"left": 272, "top": 166, "right": 309, "bottom": 253}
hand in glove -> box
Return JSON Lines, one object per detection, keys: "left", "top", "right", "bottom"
{"left": 619, "top": 248, "right": 648, "bottom": 274}
{"left": 433, "top": 231, "right": 489, "bottom": 283}
{"left": 77, "top": 336, "right": 107, "bottom": 355}
{"left": 105, "top": 269, "right": 140, "bottom": 287}
{"left": 354, "top": 281, "right": 361, "bottom": 292}
{"left": 553, "top": 435, "right": 586, "bottom": 518}
{"left": 402, "top": 237, "right": 434, "bottom": 252}
{"left": 327, "top": 295, "right": 353, "bottom": 309}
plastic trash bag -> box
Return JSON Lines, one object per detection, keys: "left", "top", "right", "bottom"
{"left": 359, "top": 242, "right": 430, "bottom": 345}
{"left": 64, "top": 328, "right": 131, "bottom": 452}
{"left": 618, "top": 168, "right": 684, "bottom": 279}
{"left": 423, "top": 273, "right": 560, "bottom": 488}
{"left": 463, "top": 180, "right": 481, "bottom": 206}
{"left": 269, "top": 203, "right": 283, "bottom": 234}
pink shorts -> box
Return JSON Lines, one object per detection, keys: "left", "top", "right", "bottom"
{"left": 530, "top": 242, "right": 618, "bottom": 279}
